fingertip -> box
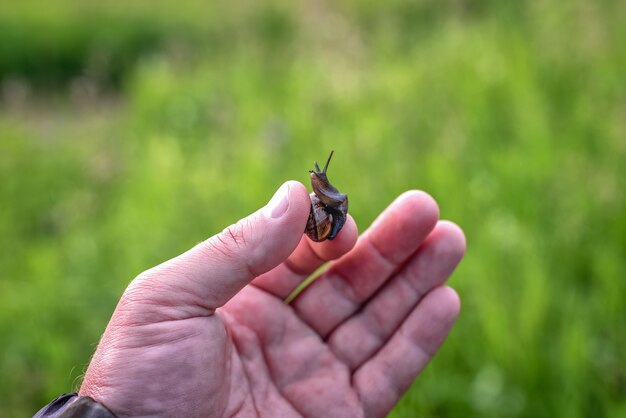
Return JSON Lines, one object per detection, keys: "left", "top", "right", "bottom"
{"left": 371, "top": 190, "right": 439, "bottom": 237}
{"left": 395, "top": 190, "right": 440, "bottom": 224}
{"left": 272, "top": 180, "right": 310, "bottom": 229}
{"left": 344, "top": 214, "right": 359, "bottom": 243}
{"left": 365, "top": 190, "right": 440, "bottom": 256}
{"left": 432, "top": 220, "right": 467, "bottom": 261}
{"left": 307, "top": 214, "right": 358, "bottom": 260}
{"left": 441, "top": 285, "right": 461, "bottom": 317}
{"left": 428, "top": 286, "right": 461, "bottom": 322}
{"left": 285, "top": 180, "right": 309, "bottom": 203}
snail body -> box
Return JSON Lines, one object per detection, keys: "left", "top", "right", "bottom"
{"left": 305, "top": 151, "right": 349, "bottom": 242}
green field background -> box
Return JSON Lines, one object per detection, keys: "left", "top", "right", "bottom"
{"left": 1, "top": 1, "right": 625, "bottom": 416}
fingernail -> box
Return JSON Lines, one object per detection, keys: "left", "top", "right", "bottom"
{"left": 264, "top": 183, "right": 290, "bottom": 219}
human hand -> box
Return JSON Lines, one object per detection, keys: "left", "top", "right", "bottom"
{"left": 80, "top": 181, "right": 466, "bottom": 418}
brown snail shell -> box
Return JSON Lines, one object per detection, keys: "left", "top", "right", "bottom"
{"left": 306, "top": 194, "right": 334, "bottom": 242}
{"left": 304, "top": 151, "right": 349, "bottom": 242}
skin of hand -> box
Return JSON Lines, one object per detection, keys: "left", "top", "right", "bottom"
{"left": 79, "top": 181, "right": 466, "bottom": 418}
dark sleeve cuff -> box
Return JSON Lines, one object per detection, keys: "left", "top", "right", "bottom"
{"left": 34, "top": 393, "right": 118, "bottom": 418}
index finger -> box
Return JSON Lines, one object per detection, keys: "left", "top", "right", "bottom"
{"left": 251, "top": 214, "right": 358, "bottom": 299}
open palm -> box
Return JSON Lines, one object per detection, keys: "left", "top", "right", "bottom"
{"left": 80, "top": 182, "right": 465, "bottom": 418}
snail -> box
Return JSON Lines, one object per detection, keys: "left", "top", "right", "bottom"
{"left": 305, "top": 150, "right": 349, "bottom": 242}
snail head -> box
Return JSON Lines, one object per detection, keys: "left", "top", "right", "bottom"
{"left": 309, "top": 150, "right": 344, "bottom": 204}
{"left": 309, "top": 150, "right": 334, "bottom": 190}
{"left": 309, "top": 150, "right": 335, "bottom": 177}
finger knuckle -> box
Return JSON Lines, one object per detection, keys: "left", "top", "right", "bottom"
{"left": 197, "top": 220, "right": 249, "bottom": 262}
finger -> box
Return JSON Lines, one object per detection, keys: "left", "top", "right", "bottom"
{"left": 328, "top": 221, "right": 465, "bottom": 370}
{"left": 353, "top": 286, "right": 460, "bottom": 418}
{"left": 122, "top": 181, "right": 311, "bottom": 322}
{"left": 291, "top": 191, "right": 440, "bottom": 336}
{"left": 252, "top": 215, "right": 358, "bottom": 299}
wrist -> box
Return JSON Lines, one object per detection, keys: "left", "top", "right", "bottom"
{"left": 34, "top": 393, "right": 118, "bottom": 418}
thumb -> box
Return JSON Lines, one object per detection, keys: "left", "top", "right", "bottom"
{"left": 122, "top": 181, "right": 311, "bottom": 321}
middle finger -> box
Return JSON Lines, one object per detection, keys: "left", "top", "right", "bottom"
{"left": 290, "top": 191, "right": 439, "bottom": 337}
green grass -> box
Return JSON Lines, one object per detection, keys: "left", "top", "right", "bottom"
{"left": 1, "top": 0, "right": 625, "bottom": 416}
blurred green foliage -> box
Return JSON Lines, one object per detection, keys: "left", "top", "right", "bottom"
{"left": 1, "top": 0, "right": 625, "bottom": 417}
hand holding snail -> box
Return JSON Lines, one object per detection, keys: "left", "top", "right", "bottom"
{"left": 305, "top": 150, "right": 349, "bottom": 242}
{"left": 73, "top": 163, "right": 464, "bottom": 418}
